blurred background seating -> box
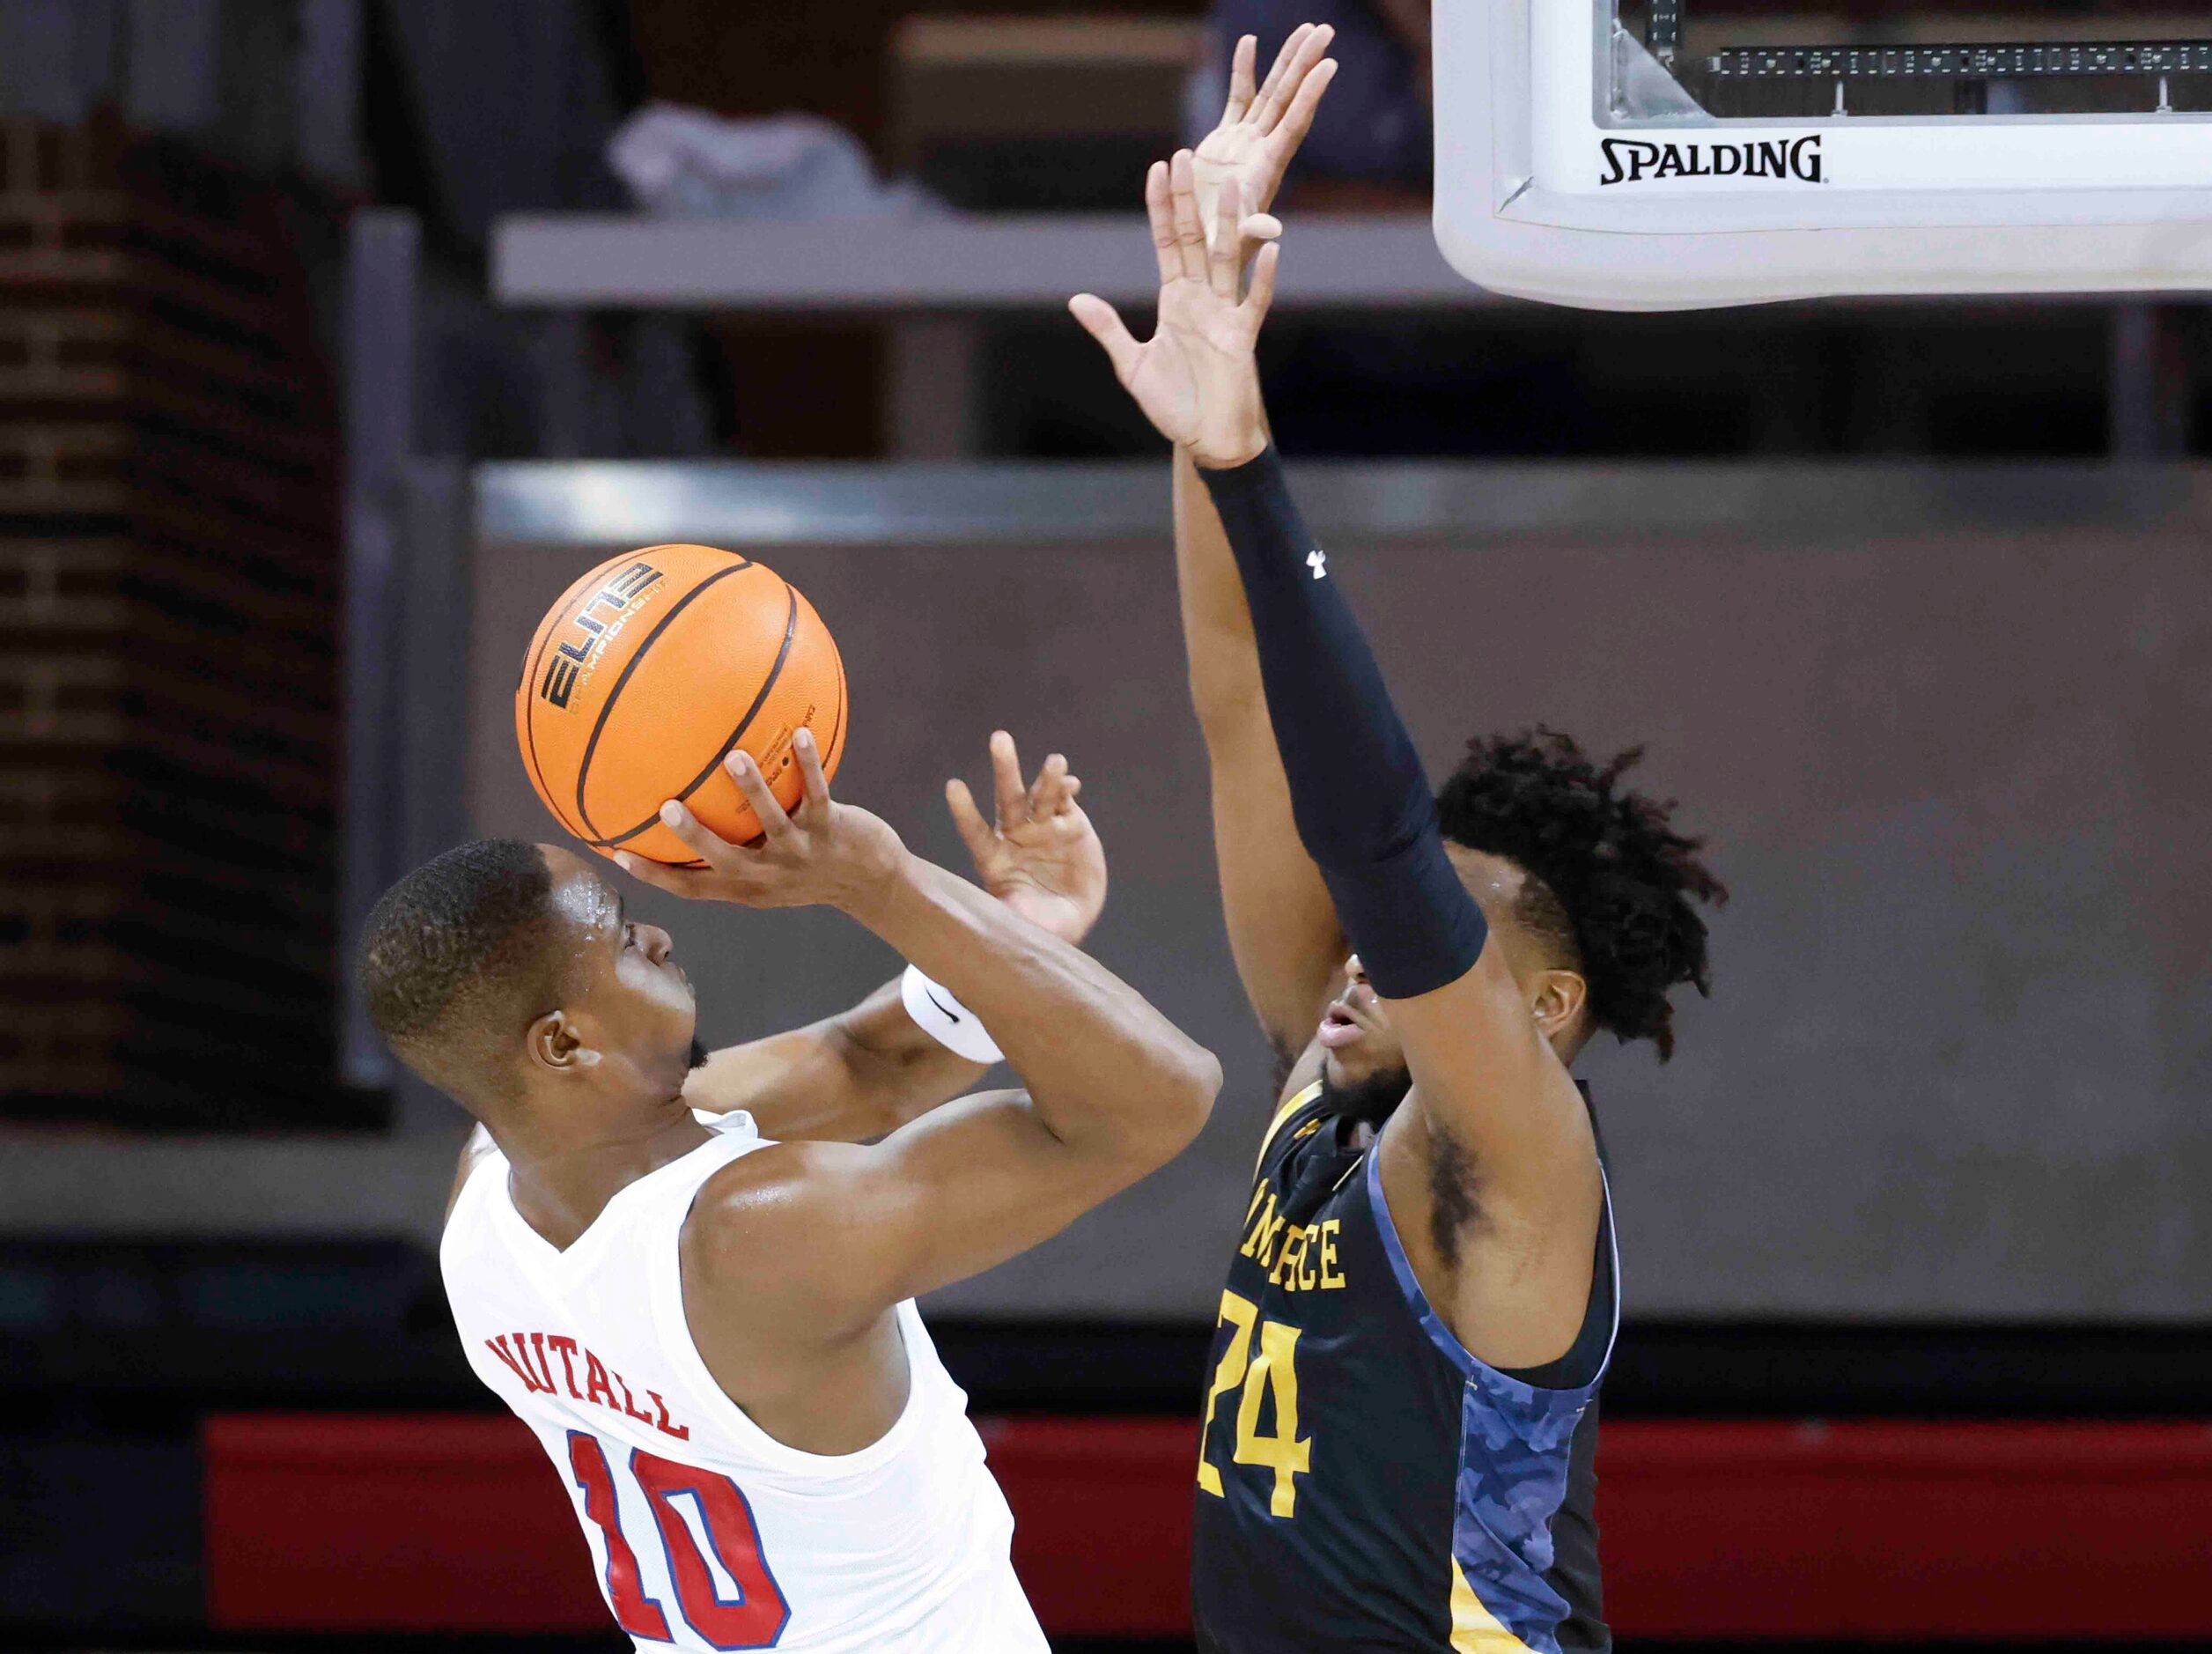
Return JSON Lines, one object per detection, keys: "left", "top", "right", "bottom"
{"left": 890, "top": 14, "right": 1203, "bottom": 210}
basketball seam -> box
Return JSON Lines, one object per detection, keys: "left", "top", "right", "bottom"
{"left": 822, "top": 626, "right": 848, "bottom": 773}
{"left": 520, "top": 570, "right": 601, "bottom": 839}
{"left": 585, "top": 581, "right": 803, "bottom": 850}
{"left": 569, "top": 562, "right": 756, "bottom": 841}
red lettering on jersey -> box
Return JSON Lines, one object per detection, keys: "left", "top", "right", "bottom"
{"left": 492, "top": 1329, "right": 689, "bottom": 1438}
{"left": 546, "top": 1333, "right": 586, "bottom": 1399}
{"left": 631, "top": 1448, "right": 790, "bottom": 1643}
{"left": 585, "top": 1349, "right": 617, "bottom": 1408}
{"left": 612, "top": 1370, "right": 655, "bottom": 1425}
{"left": 485, "top": 1335, "right": 551, "bottom": 1393}
{"left": 527, "top": 1332, "right": 561, "bottom": 1391}
{"left": 648, "top": 1390, "right": 690, "bottom": 1441}
{"left": 567, "top": 1431, "right": 673, "bottom": 1640}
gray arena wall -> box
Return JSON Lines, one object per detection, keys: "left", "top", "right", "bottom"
{"left": 463, "top": 462, "right": 2209, "bottom": 1322}
{"left": 4, "top": 460, "right": 2204, "bottom": 1325}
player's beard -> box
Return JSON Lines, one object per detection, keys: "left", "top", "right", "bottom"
{"left": 688, "top": 1037, "right": 710, "bottom": 1073}
{"left": 1317, "top": 1063, "right": 1412, "bottom": 1133}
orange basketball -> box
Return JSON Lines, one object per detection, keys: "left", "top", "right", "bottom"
{"left": 515, "top": 544, "right": 847, "bottom": 865}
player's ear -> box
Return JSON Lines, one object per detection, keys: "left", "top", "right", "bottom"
{"left": 1530, "top": 969, "right": 1588, "bottom": 1043}
{"left": 527, "top": 1009, "right": 603, "bottom": 1074}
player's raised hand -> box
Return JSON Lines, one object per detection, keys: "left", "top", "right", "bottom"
{"left": 1070, "top": 154, "right": 1279, "bottom": 469}
{"left": 1193, "top": 26, "right": 1338, "bottom": 263}
{"left": 946, "top": 730, "right": 1107, "bottom": 946}
{"left": 616, "top": 727, "right": 909, "bottom": 915}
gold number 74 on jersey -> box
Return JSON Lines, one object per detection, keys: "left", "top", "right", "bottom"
{"left": 1196, "top": 1288, "right": 1311, "bottom": 1517}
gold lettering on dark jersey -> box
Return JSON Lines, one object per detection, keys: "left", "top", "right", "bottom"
{"left": 1241, "top": 1190, "right": 1287, "bottom": 1266}
{"left": 1239, "top": 1178, "right": 1346, "bottom": 1295}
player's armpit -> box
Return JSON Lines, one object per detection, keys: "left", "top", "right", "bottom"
{"left": 683, "top": 1088, "right": 1175, "bottom": 1337}
{"left": 1375, "top": 951, "right": 1604, "bottom": 1368}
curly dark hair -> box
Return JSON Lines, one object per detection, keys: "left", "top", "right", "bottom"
{"left": 1434, "top": 730, "right": 1726, "bottom": 1060}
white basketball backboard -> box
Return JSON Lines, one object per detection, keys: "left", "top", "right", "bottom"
{"left": 1434, "top": 0, "right": 2212, "bottom": 310}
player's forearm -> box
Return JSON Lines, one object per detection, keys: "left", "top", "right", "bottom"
{"left": 1196, "top": 447, "right": 1488, "bottom": 1002}
{"left": 849, "top": 855, "right": 1220, "bottom": 1159}
{"left": 1175, "top": 445, "right": 1269, "bottom": 731}
{"left": 822, "top": 977, "right": 991, "bottom": 1127}
{"left": 1176, "top": 445, "right": 1349, "bottom": 1044}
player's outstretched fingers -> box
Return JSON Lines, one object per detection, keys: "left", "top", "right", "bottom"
{"left": 1235, "top": 211, "right": 1283, "bottom": 283}
{"left": 1272, "top": 54, "right": 1338, "bottom": 157}
{"left": 1257, "top": 24, "right": 1334, "bottom": 133}
{"left": 945, "top": 776, "right": 994, "bottom": 867}
{"left": 1221, "top": 33, "right": 1257, "bottom": 124}
{"left": 656, "top": 798, "right": 749, "bottom": 870}
{"left": 790, "top": 726, "right": 831, "bottom": 820}
{"left": 612, "top": 849, "right": 714, "bottom": 898}
{"left": 1168, "top": 151, "right": 1208, "bottom": 280}
{"left": 1210, "top": 179, "right": 1245, "bottom": 297}
{"left": 1251, "top": 24, "right": 1313, "bottom": 128}
{"left": 722, "top": 749, "right": 796, "bottom": 842}
{"left": 1244, "top": 240, "right": 1281, "bottom": 321}
{"left": 989, "top": 730, "right": 1030, "bottom": 830}
{"left": 1029, "top": 752, "right": 1072, "bottom": 817}
{"left": 1145, "top": 160, "right": 1178, "bottom": 282}
{"left": 1068, "top": 294, "right": 1141, "bottom": 383}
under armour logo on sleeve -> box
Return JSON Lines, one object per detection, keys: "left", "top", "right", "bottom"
{"left": 1307, "top": 548, "right": 1328, "bottom": 580}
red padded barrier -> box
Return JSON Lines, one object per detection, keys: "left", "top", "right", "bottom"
{"left": 983, "top": 1417, "right": 1198, "bottom": 1636}
{"left": 1599, "top": 1421, "right": 2212, "bottom": 1640}
{"left": 203, "top": 1414, "right": 604, "bottom": 1631}
{"left": 205, "top": 1414, "right": 2212, "bottom": 1638}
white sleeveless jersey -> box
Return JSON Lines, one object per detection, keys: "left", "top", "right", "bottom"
{"left": 439, "top": 1111, "right": 1048, "bottom": 1653}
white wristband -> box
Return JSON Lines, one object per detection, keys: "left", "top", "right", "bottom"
{"left": 901, "top": 966, "right": 1005, "bottom": 1065}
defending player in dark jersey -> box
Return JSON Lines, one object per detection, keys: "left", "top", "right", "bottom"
{"left": 1072, "top": 31, "right": 1725, "bottom": 1653}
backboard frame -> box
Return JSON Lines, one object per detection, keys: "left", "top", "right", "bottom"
{"left": 1434, "top": 0, "right": 2212, "bottom": 310}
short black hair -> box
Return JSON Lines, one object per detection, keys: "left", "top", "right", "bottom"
{"left": 1434, "top": 730, "right": 1725, "bottom": 1060}
{"left": 359, "top": 838, "right": 565, "bottom": 1101}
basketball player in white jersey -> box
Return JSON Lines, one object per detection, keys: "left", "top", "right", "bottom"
{"left": 359, "top": 729, "right": 1220, "bottom": 1651}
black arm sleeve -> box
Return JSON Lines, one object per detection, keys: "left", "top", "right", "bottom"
{"left": 1198, "top": 448, "right": 1487, "bottom": 1001}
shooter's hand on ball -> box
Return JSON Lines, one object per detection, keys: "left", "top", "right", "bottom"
{"left": 1192, "top": 26, "right": 1336, "bottom": 265}
{"left": 946, "top": 731, "right": 1107, "bottom": 947}
{"left": 617, "top": 728, "right": 908, "bottom": 916}
{"left": 1070, "top": 158, "right": 1278, "bottom": 469}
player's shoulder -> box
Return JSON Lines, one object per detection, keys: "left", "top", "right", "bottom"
{"left": 681, "top": 1137, "right": 898, "bottom": 1348}
{"left": 687, "top": 1138, "right": 845, "bottom": 1238}
{"left": 681, "top": 1140, "right": 873, "bottom": 1290}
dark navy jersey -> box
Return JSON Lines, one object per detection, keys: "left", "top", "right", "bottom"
{"left": 1191, "top": 1082, "right": 1618, "bottom": 1654}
